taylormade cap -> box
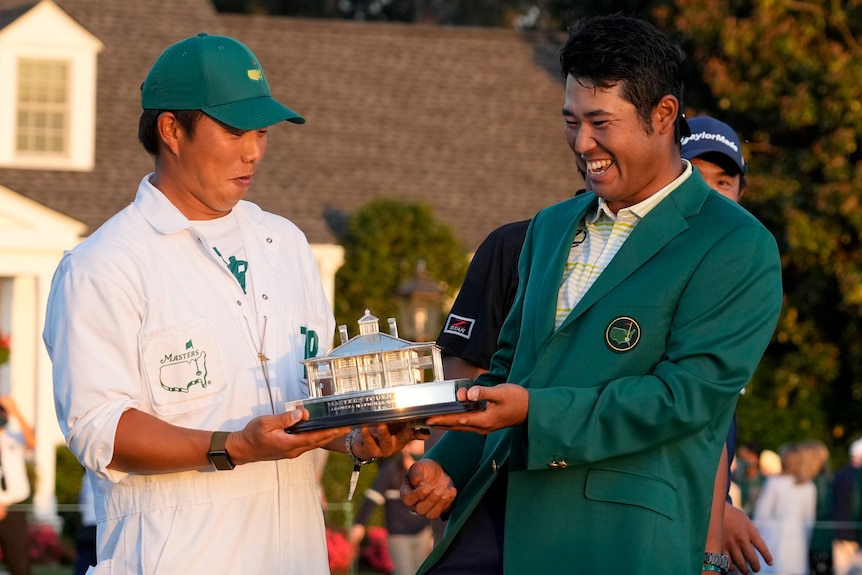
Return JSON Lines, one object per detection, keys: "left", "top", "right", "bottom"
{"left": 141, "top": 33, "right": 304, "bottom": 130}
{"left": 681, "top": 116, "right": 746, "bottom": 175}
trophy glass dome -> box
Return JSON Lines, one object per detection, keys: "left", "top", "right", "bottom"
{"left": 301, "top": 310, "right": 444, "bottom": 399}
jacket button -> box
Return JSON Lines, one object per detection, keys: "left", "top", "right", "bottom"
{"left": 548, "top": 460, "right": 559, "bottom": 469}
{"left": 558, "top": 460, "right": 568, "bottom": 469}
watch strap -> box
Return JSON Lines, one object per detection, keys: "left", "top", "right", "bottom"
{"left": 703, "top": 552, "right": 730, "bottom": 574}
{"left": 208, "top": 430, "right": 235, "bottom": 470}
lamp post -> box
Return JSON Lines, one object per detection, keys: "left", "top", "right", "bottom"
{"left": 396, "top": 260, "right": 443, "bottom": 342}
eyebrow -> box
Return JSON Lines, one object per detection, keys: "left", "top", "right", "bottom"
{"left": 562, "top": 108, "right": 613, "bottom": 119}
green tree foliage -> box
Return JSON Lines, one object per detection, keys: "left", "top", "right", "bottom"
{"left": 56, "top": 445, "right": 87, "bottom": 540}
{"left": 55, "top": 445, "right": 85, "bottom": 505}
{"left": 654, "top": 0, "right": 862, "bottom": 458}
{"left": 333, "top": 198, "right": 468, "bottom": 342}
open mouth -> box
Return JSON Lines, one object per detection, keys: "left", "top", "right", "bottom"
{"left": 585, "top": 159, "right": 614, "bottom": 176}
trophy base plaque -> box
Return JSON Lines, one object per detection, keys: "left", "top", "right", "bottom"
{"left": 286, "top": 378, "right": 481, "bottom": 433}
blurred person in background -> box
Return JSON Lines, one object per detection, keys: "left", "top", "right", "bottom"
{"left": 350, "top": 440, "right": 432, "bottom": 575}
{"left": 831, "top": 438, "right": 862, "bottom": 575}
{"left": 736, "top": 442, "right": 767, "bottom": 515}
{"left": 754, "top": 442, "right": 820, "bottom": 575}
{"left": 801, "top": 439, "right": 834, "bottom": 575}
{"left": 761, "top": 449, "right": 784, "bottom": 477}
{"left": 0, "top": 395, "right": 35, "bottom": 575}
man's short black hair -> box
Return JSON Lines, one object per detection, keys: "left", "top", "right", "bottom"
{"left": 560, "top": 14, "right": 687, "bottom": 143}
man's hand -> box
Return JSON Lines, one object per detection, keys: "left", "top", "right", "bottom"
{"left": 401, "top": 459, "right": 457, "bottom": 520}
{"left": 346, "top": 422, "right": 431, "bottom": 461}
{"left": 724, "top": 502, "right": 773, "bottom": 573}
{"left": 425, "top": 384, "right": 528, "bottom": 434}
{"left": 231, "top": 409, "right": 350, "bottom": 464}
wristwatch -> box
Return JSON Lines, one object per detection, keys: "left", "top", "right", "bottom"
{"left": 704, "top": 552, "right": 730, "bottom": 574}
{"left": 208, "top": 431, "right": 235, "bottom": 470}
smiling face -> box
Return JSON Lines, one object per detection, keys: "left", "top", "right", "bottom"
{"left": 152, "top": 113, "right": 269, "bottom": 220}
{"left": 563, "top": 75, "right": 683, "bottom": 213}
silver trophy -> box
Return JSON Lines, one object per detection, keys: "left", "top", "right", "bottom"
{"left": 287, "top": 309, "right": 480, "bottom": 432}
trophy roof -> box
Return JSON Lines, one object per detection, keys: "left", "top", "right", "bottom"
{"left": 324, "top": 332, "right": 436, "bottom": 358}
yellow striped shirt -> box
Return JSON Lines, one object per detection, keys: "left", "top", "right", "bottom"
{"left": 554, "top": 161, "right": 693, "bottom": 329}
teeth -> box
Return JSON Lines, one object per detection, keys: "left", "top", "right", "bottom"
{"left": 586, "top": 159, "right": 612, "bottom": 173}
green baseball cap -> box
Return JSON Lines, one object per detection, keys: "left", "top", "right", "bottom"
{"left": 141, "top": 33, "right": 304, "bottom": 130}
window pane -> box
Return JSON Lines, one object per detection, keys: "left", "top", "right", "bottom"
{"left": 16, "top": 58, "right": 70, "bottom": 156}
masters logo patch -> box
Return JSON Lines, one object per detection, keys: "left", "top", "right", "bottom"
{"left": 443, "top": 314, "right": 475, "bottom": 340}
{"left": 159, "top": 339, "right": 211, "bottom": 393}
{"left": 605, "top": 317, "right": 641, "bottom": 352}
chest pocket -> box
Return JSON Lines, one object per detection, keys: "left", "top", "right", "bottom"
{"left": 139, "top": 319, "right": 227, "bottom": 417}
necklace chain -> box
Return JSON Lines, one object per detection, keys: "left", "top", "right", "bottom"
{"left": 245, "top": 315, "right": 275, "bottom": 412}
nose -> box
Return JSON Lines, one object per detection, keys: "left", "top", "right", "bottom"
{"left": 572, "top": 124, "right": 595, "bottom": 156}
{"left": 241, "top": 132, "right": 266, "bottom": 163}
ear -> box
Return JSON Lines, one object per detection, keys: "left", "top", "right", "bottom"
{"left": 156, "top": 112, "right": 181, "bottom": 156}
{"left": 653, "top": 95, "right": 680, "bottom": 136}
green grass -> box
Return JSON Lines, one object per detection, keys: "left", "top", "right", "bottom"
{"left": 33, "top": 565, "right": 73, "bottom": 575}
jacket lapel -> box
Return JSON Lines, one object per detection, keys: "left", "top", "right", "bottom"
{"left": 534, "top": 195, "right": 597, "bottom": 339}
{"left": 555, "top": 173, "right": 711, "bottom": 333}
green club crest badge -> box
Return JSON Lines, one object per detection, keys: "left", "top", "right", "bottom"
{"left": 605, "top": 317, "right": 641, "bottom": 352}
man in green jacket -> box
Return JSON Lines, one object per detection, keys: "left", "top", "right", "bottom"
{"left": 402, "top": 15, "right": 783, "bottom": 574}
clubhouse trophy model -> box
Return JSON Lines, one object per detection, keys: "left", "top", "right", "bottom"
{"left": 287, "top": 309, "right": 479, "bottom": 432}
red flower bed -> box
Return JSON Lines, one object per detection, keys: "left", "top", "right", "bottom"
{"left": 326, "top": 525, "right": 394, "bottom": 574}
{"left": 359, "top": 526, "right": 394, "bottom": 573}
{"left": 326, "top": 528, "right": 352, "bottom": 574}
{"left": 0, "top": 522, "right": 73, "bottom": 565}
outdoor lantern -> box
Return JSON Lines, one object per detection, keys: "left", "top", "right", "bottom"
{"left": 396, "top": 260, "right": 443, "bottom": 342}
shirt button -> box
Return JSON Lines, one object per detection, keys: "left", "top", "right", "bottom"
{"left": 262, "top": 294, "right": 268, "bottom": 300}
{"left": 266, "top": 237, "right": 273, "bottom": 243}
{"left": 236, "top": 300, "right": 242, "bottom": 306}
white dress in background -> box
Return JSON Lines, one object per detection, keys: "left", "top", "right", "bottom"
{"left": 753, "top": 474, "right": 816, "bottom": 575}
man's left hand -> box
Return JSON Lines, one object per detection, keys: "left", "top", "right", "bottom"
{"left": 350, "top": 421, "right": 430, "bottom": 460}
{"left": 425, "top": 383, "right": 528, "bottom": 434}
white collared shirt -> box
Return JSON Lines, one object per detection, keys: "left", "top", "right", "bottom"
{"left": 43, "top": 175, "right": 335, "bottom": 574}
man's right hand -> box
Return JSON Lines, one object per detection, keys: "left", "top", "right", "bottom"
{"left": 230, "top": 409, "right": 349, "bottom": 464}
{"left": 400, "top": 459, "right": 457, "bottom": 520}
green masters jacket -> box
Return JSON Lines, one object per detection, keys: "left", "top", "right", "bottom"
{"left": 422, "top": 170, "right": 783, "bottom": 574}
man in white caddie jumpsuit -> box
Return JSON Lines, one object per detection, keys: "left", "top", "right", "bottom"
{"left": 43, "top": 33, "right": 410, "bottom": 574}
